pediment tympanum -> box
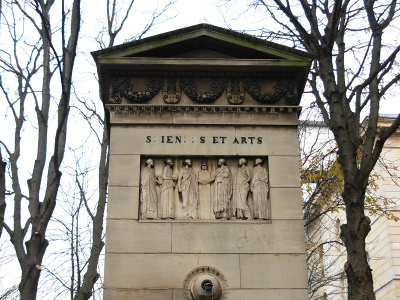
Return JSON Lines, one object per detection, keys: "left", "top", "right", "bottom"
{"left": 92, "top": 24, "right": 313, "bottom": 107}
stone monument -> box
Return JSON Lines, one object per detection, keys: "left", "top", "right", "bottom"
{"left": 92, "top": 24, "right": 313, "bottom": 299}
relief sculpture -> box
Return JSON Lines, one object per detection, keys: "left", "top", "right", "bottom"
{"left": 110, "top": 77, "right": 162, "bottom": 104}
{"left": 198, "top": 163, "right": 211, "bottom": 220}
{"left": 140, "top": 158, "right": 160, "bottom": 219}
{"left": 139, "top": 157, "right": 270, "bottom": 221}
{"left": 232, "top": 158, "right": 252, "bottom": 220}
{"left": 160, "top": 158, "right": 178, "bottom": 219}
{"left": 251, "top": 158, "right": 270, "bottom": 220}
{"left": 205, "top": 158, "right": 232, "bottom": 219}
{"left": 110, "top": 76, "right": 298, "bottom": 105}
{"left": 178, "top": 158, "right": 199, "bottom": 219}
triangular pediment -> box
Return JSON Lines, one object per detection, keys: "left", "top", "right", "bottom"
{"left": 92, "top": 24, "right": 313, "bottom": 61}
{"left": 93, "top": 24, "right": 313, "bottom": 108}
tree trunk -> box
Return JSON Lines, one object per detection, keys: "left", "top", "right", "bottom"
{"left": 341, "top": 186, "right": 375, "bottom": 300}
{"left": 20, "top": 234, "right": 49, "bottom": 300}
{"left": 73, "top": 126, "right": 109, "bottom": 300}
{"left": 0, "top": 149, "right": 6, "bottom": 239}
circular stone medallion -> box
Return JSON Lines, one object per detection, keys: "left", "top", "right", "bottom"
{"left": 182, "top": 266, "right": 228, "bottom": 300}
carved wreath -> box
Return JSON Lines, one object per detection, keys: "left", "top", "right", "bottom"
{"left": 243, "top": 79, "right": 298, "bottom": 105}
{"left": 180, "top": 78, "right": 227, "bottom": 103}
{"left": 109, "top": 77, "right": 299, "bottom": 105}
{"left": 109, "top": 78, "right": 163, "bottom": 104}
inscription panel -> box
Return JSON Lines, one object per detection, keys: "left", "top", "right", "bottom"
{"left": 110, "top": 125, "right": 298, "bottom": 156}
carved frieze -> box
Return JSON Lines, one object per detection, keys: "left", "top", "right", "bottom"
{"left": 243, "top": 79, "right": 298, "bottom": 105}
{"left": 107, "top": 104, "right": 302, "bottom": 114}
{"left": 180, "top": 78, "right": 227, "bottom": 103}
{"left": 110, "top": 78, "right": 163, "bottom": 104}
{"left": 139, "top": 156, "right": 270, "bottom": 221}
{"left": 162, "top": 78, "right": 181, "bottom": 104}
{"left": 110, "top": 76, "right": 299, "bottom": 105}
{"left": 226, "top": 80, "right": 245, "bottom": 104}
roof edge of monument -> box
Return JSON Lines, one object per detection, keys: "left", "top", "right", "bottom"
{"left": 91, "top": 23, "right": 314, "bottom": 60}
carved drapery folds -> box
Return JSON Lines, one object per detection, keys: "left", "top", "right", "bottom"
{"left": 109, "top": 76, "right": 298, "bottom": 105}
{"left": 139, "top": 157, "right": 270, "bottom": 221}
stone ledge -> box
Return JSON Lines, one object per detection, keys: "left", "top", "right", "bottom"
{"left": 107, "top": 104, "right": 301, "bottom": 114}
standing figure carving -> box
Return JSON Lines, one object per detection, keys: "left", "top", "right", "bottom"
{"left": 232, "top": 158, "right": 252, "bottom": 219}
{"left": 178, "top": 158, "right": 199, "bottom": 219}
{"left": 160, "top": 158, "right": 178, "bottom": 219}
{"left": 251, "top": 158, "right": 269, "bottom": 220}
{"left": 198, "top": 163, "right": 212, "bottom": 219}
{"left": 206, "top": 158, "right": 232, "bottom": 219}
{"left": 140, "top": 158, "right": 160, "bottom": 219}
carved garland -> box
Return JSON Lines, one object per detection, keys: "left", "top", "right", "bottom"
{"left": 109, "top": 78, "right": 163, "bottom": 104}
{"left": 243, "top": 79, "right": 298, "bottom": 105}
{"left": 109, "top": 77, "right": 298, "bottom": 105}
{"left": 180, "top": 78, "right": 227, "bottom": 103}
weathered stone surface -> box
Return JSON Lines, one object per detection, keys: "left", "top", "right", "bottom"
{"left": 240, "top": 254, "right": 308, "bottom": 288}
{"left": 107, "top": 186, "right": 139, "bottom": 219}
{"left": 110, "top": 109, "right": 300, "bottom": 126}
{"left": 104, "top": 289, "right": 173, "bottom": 300}
{"left": 269, "top": 155, "right": 301, "bottom": 188}
{"left": 270, "top": 187, "right": 303, "bottom": 220}
{"left": 106, "top": 219, "right": 172, "bottom": 253}
{"left": 109, "top": 154, "right": 140, "bottom": 187}
{"left": 110, "top": 109, "right": 174, "bottom": 124}
{"left": 172, "top": 111, "right": 299, "bottom": 126}
{"left": 104, "top": 253, "right": 241, "bottom": 289}
{"left": 226, "top": 289, "right": 309, "bottom": 300}
{"left": 235, "top": 127, "right": 298, "bottom": 156}
{"left": 171, "top": 220, "right": 305, "bottom": 254}
{"left": 172, "top": 288, "right": 308, "bottom": 300}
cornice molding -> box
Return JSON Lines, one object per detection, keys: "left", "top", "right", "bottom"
{"left": 109, "top": 70, "right": 297, "bottom": 79}
{"left": 106, "top": 104, "right": 302, "bottom": 115}
{"left": 92, "top": 23, "right": 314, "bottom": 60}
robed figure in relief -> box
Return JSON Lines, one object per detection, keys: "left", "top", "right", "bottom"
{"left": 140, "top": 158, "right": 160, "bottom": 219}
{"left": 232, "top": 158, "right": 252, "bottom": 219}
{"left": 251, "top": 158, "right": 269, "bottom": 220}
{"left": 178, "top": 158, "right": 199, "bottom": 219}
{"left": 206, "top": 158, "right": 232, "bottom": 219}
{"left": 160, "top": 158, "right": 178, "bottom": 219}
